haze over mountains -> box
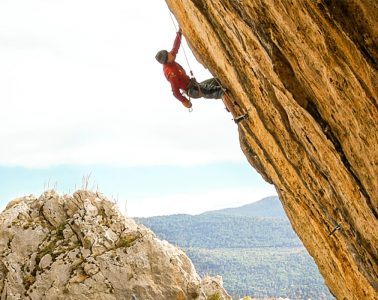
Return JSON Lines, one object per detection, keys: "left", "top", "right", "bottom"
{"left": 202, "top": 196, "right": 286, "bottom": 218}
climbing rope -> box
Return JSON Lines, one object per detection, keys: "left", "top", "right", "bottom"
{"left": 168, "top": 11, "right": 195, "bottom": 78}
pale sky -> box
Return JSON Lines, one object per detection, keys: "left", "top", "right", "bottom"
{"left": 0, "top": 0, "right": 276, "bottom": 216}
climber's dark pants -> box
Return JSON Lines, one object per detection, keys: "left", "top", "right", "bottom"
{"left": 186, "top": 78, "right": 224, "bottom": 99}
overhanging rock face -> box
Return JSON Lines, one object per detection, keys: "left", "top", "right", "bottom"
{"left": 166, "top": 0, "right": 378, "bottom": 299}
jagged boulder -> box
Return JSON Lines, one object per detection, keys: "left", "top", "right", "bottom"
{"left": 0, "top": 190, "right": 231, "bottom": 300}
{"left": 166, "top": 0, "right": 377, "bottom": 299}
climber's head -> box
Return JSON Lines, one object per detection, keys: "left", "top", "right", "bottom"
{"left": 156, "top": 51, "right": 175, "bottom": 64}
{"left": 155, "top": 50, "right": 168, "bottom": 64}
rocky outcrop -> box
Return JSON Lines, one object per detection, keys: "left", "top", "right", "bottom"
{"left": 0, "top": 190, "right": 231, "bottom": 300}
{"left": 166, "top": 0, "right": 377, "bottom": 299}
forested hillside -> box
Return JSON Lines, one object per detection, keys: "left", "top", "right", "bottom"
{"left": 137, "top": 197, "right": 334, "bottom": 299}
{"left": 140, "top": 214, "right": 300, "bottom": 249}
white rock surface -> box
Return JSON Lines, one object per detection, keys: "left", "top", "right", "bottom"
{"left": 0, "top": 190, "right": 232, "bottom": 300}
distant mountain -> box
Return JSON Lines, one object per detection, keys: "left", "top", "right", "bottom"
{"left": 202, "top": 196, "right": 286, "bottom": 218}
{"left": 137, "top": 196, "right": 334, "bottom": 299}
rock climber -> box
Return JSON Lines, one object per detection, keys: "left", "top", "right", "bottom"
{"left": 155, "top": 28, "right": 225, "bottom": 109}
{"left": 155, "top": 28, "right": 247, "bottom": 123}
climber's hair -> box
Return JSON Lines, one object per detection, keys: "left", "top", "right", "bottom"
{"left": 155, "top": 50, "right": 168, "bottom": 64}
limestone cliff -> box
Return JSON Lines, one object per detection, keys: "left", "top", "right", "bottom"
{"left": 165, "top": 0, "right": 378, "bottom": 299}
{"left": 0, "top": 190, "right": 231, "bottom": 300}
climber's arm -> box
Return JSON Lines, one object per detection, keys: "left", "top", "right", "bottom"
{"left": 170, "top": 31, "right": 182, "bottom": 58}
{"left": 171, "top": 83, "right": 192, "bottom": 108}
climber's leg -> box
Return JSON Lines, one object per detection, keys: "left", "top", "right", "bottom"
{"left": 186, "top": 85, "right": 201, "bottom": 98}
{"left": 222, "top": 93, "right": 248, "bottom": 124}
{"left": 197, "top": 78, "right": 224, "bottom": 99}
{"left": 186, "top": 78, "right": 203, "bottom": 99}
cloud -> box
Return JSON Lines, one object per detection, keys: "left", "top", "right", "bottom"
{"left": 0, "top": 1, "right": 277, "bottom": 219}
{"left": 0, "top": 101, "right": 241, "bottom": 167}
{"left": 0, "top": 0, "right": 242, "bottom": 168}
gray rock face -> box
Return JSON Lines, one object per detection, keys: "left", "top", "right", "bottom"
{"left": 0, "top": 190, "right": 231, "bottom": 300}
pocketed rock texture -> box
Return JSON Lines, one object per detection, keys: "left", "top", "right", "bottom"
{"left": 0, "top": 190, "right": 231, "bottom": 300}
{"left": 166, "top": 0, "right": 377, "bottom": 299}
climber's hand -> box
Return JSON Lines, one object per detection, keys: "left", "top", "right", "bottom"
{"left": 182, "top": 99, "right": 192, "bottom": 108}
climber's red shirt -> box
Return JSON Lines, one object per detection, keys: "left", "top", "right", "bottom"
{"left": 163, "top": 32, "right": 191, "bottom": 103}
